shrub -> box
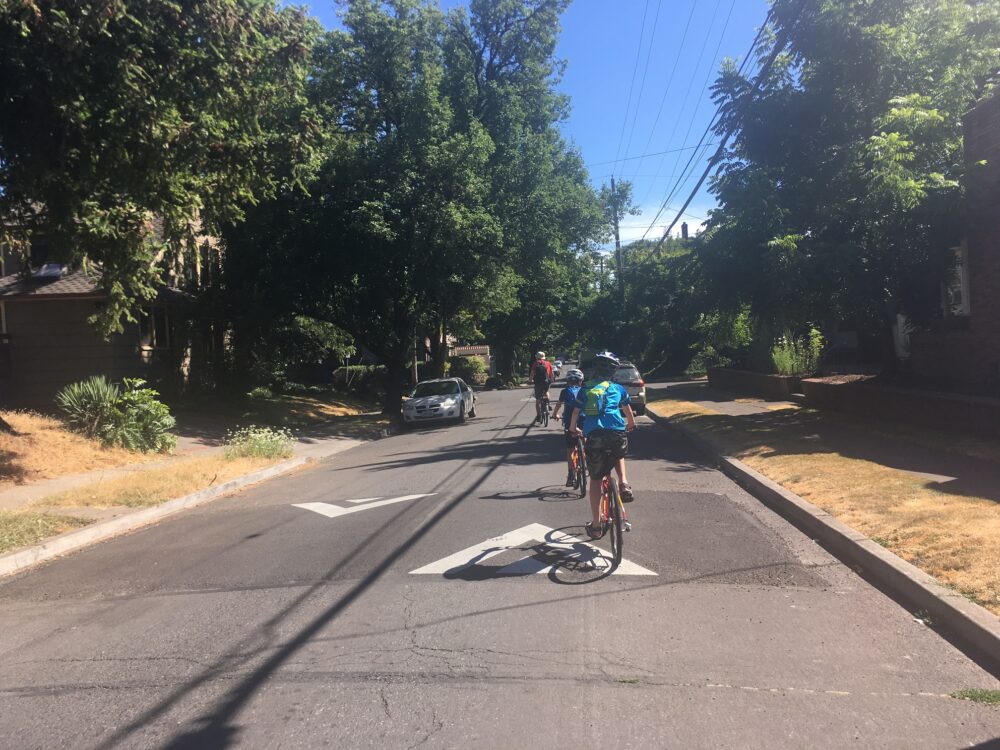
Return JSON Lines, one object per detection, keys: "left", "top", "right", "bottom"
{"left": 484, "top": 375, "right": 503, "bottom": 390}
{"left": 247, "top": 386, "right": 274, "bottom": 400}
{"left": 224, "top": 426, "right": 294, "bottom": 459}
{"left": 447, "top": 355, "right": 487, "bottom": 384}
{"left": 771, "top": 327, "right": 824, "bottom": 376}
{"left": 104, "top": 379, "right": 177, "bottom": 453}
{"left": 56, "top": 376, "right": 176, "bottom": 453}
{"left": 332, "top": 365, "right": 386, "bottom": 397}
{"left": 56, "top": 375, "right": 120, "bottom": 439}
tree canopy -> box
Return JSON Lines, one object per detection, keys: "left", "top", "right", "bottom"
{"left": 0, "top": 0, "right": 321, "bottom": 331}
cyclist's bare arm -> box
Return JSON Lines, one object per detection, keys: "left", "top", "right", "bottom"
{"left": 622, "top": 403, "right": 637, "bottom": 431}
{"left": 568, "top": 407, "right": 581, "bottom": 435}
{"left": 551, "top": 401, "right": 563, "bottom": 420}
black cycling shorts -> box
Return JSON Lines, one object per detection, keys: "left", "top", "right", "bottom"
{"left": 584, "top": 429, "right": 628, "bottom": 480}
{"left": 534, "top": 381, "right": 551, "bottom": 399}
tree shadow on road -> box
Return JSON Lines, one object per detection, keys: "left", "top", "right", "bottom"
{"left": 97, "top": 407, "right": 544, "bottom": 749}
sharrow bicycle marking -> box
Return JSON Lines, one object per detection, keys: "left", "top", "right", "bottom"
{"left": 409, "top": 523, "right": 656, "bottom": 577}
{"left": 293, "top": 494, "right": 435, "bottom": 519}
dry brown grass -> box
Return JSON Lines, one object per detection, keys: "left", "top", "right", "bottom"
{"left": 0, "top": 510, "right": 91, "bottom": 555}
{"left": 647, "top": 396, "right": 1000, "bottom": 616}
{"left": 36, "top": 454, "right": 279, "bottom": 510}
{"left": 0, "top": 411, "right": 157, "bottom": 489}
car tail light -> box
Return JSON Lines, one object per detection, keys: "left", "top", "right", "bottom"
{"left": 639, "top": 379, "right": 645, "bottom": 387}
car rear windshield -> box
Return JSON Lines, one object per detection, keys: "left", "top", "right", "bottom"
{"left": 411, "top": 381, "right": 460, "bottom": 397}
{"left": 615, "top": 367, "right": 641, "bottom": 383}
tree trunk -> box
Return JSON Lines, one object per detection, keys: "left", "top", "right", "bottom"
{"left": 429, "top": 318, "right": 448, "bottom": 379}
{"left": 881, "top": 300, "right": 901, "bottom": 377}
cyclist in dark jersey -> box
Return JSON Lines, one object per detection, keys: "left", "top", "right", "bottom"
{"left": 530, "top": 351, "right": 554, "bottom": 424}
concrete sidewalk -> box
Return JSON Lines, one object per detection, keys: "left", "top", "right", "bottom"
{"left": 650, "top": 381, "right": 1000, "bottom": 503}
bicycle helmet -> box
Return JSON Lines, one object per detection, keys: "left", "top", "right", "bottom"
{"left": 592, "top": 350, "right": 620, "bottom": 377}
{"left": 534, "top": 351, "right": 545, "bottom": 360}
{"left": 566, "top": 368, "right": 584, "bottom": 383}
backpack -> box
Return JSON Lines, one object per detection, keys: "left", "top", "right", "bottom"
{"left": 581, "top": 380, "right": 621, "bottom": 416}
{"left": 533, "top": 361, "right": 551, "bottom": 383}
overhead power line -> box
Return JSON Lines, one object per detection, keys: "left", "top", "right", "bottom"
{"left": 620, "top": 0, "right": 664, "bottom": 177}
{"left": 629, "top": 0, "right": 699, "bottom": 175}
{"left": 639, "top": 0, "right": 738, "bottom": 242}
{"left": 649, "top": 1, "right": 806, "bottom": 256}
{"left": 586, "top": 143, "right": 717, "bottom": 168}
{"left": 610, "top": 0, "right": 652, "bottom": 177}
{"left": 633, "top": 0, "right": 726, "bottom": 212}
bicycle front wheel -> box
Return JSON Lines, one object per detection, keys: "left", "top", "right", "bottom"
{"left": 576, "top": 437, "right": 588, "bottom": 498}
{"left": 607, "top": 476, "right": 624, "bottom": 567}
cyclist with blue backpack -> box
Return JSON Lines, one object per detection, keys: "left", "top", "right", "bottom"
{"left": 551, "top": 368, "right": 586, "bottom": 486}
{"left": 568, "top": 351, "right": 636, "bottom": 539}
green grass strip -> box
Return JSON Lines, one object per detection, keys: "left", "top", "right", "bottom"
{"left": 951, "top": 689, "right": 1000, "bottom": 706}
{"left": 0, "top": 510, "right": 91, "bottom": 555}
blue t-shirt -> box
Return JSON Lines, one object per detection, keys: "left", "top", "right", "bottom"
{"left": 573, "top": 380, "right": 631, "bottom": 436}
{"left": 558, "top": 385, "right": 582, "bottom": 428}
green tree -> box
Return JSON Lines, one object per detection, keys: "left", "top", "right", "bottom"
{"left": 702, "top": 0, "right": 1000, "bottom": 364}
{"left": 0, "top": 0, "right": 321, "bottom": 332}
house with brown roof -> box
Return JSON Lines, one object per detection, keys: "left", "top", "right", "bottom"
{"left": 0, "top": 242, "right": 184, "bottom": 409}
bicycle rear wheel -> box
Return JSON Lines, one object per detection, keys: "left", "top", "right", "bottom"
{"left": 541, "top": 402, "right": 549, "bottom": 427}
{"left": 575, "top": 436, "right": 587, "bottom": 498}
{"left": 607, "top": 476, "right": 624, "bottom": 567}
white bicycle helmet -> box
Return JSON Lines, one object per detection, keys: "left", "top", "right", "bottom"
{"left": 566, "top": 368, "right": 584, "bottom": 383}
{"left": 534, "top": 351, "right": 545, "bottom": 360}
{"left": 592, "top": 350, "right": 620, "bottom": 377}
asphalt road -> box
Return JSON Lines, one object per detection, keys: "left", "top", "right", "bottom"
{"left": 1, "top": 387, "right": 998, "bottom": 749}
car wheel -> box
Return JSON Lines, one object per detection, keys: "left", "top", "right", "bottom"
{"left": 457, "top": 403, "right": 466, "bottom": 423}
{"left": 469, "top": 401, "right": 477, "bottom": 418}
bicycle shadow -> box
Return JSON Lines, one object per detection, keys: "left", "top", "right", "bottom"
{"left": 437, "top": 526, "right": 620, "bottom": 584}
{"left": 481, "top": 485, "right": 582, "bottom": 503}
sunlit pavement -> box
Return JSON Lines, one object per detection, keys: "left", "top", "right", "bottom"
{"left": 0, "top": 387, "right": 997, "bottom": 749}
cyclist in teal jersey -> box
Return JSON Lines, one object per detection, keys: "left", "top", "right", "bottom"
{"left": 568, "top": 351, "right": 636, "bottom": 539}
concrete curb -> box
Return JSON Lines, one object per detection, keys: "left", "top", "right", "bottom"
{"left": 0, "top": 457, "right": 310, "bottom": 579}
{"left": 646, "top": 407, "right": 1000, "bottom": 669}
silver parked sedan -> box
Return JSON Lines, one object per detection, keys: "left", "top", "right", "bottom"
{"left": 402, "top": 378, "right": 477, "bottom": 425}
{"left": 614, "top": 362, "right": 646, "bottom": 415}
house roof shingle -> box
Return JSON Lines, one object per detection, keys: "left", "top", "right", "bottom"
{"left": 0, "top": 268, "right": 102, "bottom": 299}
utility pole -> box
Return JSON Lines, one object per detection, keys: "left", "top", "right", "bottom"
{"left": 611, "top": 177, "right": 624, "bottom": 307}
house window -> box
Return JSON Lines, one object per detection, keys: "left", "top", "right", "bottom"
{"left": 942, "top": 243, "right": 971, "bottom": 317}
{"left": 140, "top": 306, "right": 170, "bottom": 350}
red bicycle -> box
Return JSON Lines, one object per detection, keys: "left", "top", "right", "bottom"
{"left": 597, "top": 473, "right": 629, "bottom": 566}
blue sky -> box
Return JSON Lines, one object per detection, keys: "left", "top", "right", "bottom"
{"left": 290, "top": 0, "right": 770, "bottom": 246}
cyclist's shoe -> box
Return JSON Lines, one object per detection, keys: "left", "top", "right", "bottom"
{"left": 620, "top": 483, "right": 635, "bottom": 503}
{"left": 565, "top": 471, "right": 575, "bottom": 487}
{"left": 585, "top": 522, "right": 604, "bottom": 540}
{"left": 534, "top": 415, "right": 542, "bottom": 424}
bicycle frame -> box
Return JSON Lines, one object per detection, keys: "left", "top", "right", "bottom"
{"left": 599, "top": 476, "right": 628, "bottom": 527}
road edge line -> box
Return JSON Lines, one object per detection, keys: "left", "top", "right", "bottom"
{"left": 646, "top": 407, "right": 1000, "bottom": 670}
{"left": 0, "top": 457, "right": 312, "bottom": 579}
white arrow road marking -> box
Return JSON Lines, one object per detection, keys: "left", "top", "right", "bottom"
{"left": 293, "top": 494, "right": 435, "bottom": 519}
{"left": 409, "top": 523, "right": 656, "bottom": 576}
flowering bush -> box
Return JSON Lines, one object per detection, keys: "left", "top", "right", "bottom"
{"left": 223, "top": 426, "right": 294, "bottom": 459}
{"left": 771, "top": 327, "right": 824, "bottom": 376}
